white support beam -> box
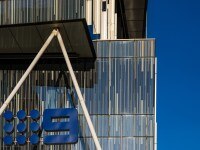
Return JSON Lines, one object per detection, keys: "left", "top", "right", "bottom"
{"left": 154, "top": 57, "right": 157, "bottom": 150}
{"left": 86, "top": 0, "right": 93, "bottom": 25}
{"left": 93, "top": 0, "right": 101, "bottom": 34}
{"left": 107, "top": 0, "right": 116, "bottom": 39}
{"left": 56, "top": 30, "right": 101, "bottom": 150}
{"left": 0, "top": 29, "right": 57, "bottom": 116}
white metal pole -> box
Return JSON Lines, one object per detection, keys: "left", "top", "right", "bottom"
{"left": 108, "top": 0, "right": 115, "bottom": 39}
{"left": 56, "top": 31, "right": 102, "bottom": 150}
{"left": 101, "top": 0, "right": 107, "bottom": 39}
{"left": 93, "top": 0, "right": 101, "bottom": 34}
{"left": 154, "top": 57, "right": 157, "bottom": 150}
{"left": 86, "top": 0, "right": 92, "bottom": 25}
{"left": 0, "top": 30, "right": 57, "bottom": 116}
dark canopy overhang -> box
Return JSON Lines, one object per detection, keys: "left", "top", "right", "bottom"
{"left": 0, "top": 19, "right": 95, "bottom": 70}
{"left": 123, "top": 0, "right": 147, "bottom": 38}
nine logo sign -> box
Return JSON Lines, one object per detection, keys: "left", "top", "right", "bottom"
{"left": 3, "top": 108, "right": 78, "bottom": 145}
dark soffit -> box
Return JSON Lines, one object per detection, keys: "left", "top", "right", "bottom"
{"left": 123, "top": 0, "right": 147, "bottom": 38}
{"left": 0, "top": 19, "right": 96, "bottom": 59}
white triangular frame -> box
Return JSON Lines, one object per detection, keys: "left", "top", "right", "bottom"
{"left": 0, "top": 29, "right": 101, "bottom": 150}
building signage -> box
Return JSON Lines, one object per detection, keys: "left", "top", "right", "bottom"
{"left": 3, "top": 108, "right": 78, "bottom": 145}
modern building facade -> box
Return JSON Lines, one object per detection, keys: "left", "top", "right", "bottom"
{"left": 0, "top": 0, "right": 157, "bottom": 150}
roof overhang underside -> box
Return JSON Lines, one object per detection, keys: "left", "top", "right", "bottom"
{"left": 123, "top": 0, "right": 147, "bottom": 38}
{"left": 0, "top": 19, "right": 96, "bottom": 70}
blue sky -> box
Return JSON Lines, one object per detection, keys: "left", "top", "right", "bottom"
{"left": 148, "top": 0, "right": 200, "bottom": 149}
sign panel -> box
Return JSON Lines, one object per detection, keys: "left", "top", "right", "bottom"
{"left": 3, "top": 108, "right": 78, "bottom": 145}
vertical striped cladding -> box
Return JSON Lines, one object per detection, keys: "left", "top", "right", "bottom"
{"left": 0, "top": 0, "right": 85, "bottom": 25}
{"left": 0, "top": 39, "right": 155, "bottom": 150}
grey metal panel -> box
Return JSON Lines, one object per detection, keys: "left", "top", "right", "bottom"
{"left": 95, "top": 40, "right": 155, "bottom": 58}
{"left": 0, "top": 0, "right": 86, "bottom": 25}
{"left": 109, "top": 115, "right": 121, "bottom": 136}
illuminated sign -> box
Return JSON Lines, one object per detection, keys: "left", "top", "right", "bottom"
{"left": 3, "top": 108, "right": 78, "bottom": 145}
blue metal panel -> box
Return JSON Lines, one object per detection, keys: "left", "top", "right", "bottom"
{"left": 43, "top": 108, "right": 78, "bottom": 144}
{"left": 44, "top": 135, "right": 78, "bottom": 145}
{"left": 88, "top": 25, "right": 100, "bottom": 40}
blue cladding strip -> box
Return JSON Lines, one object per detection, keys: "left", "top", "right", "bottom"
{"left": 88, "top": 25, "right": 100, "bottom": 40}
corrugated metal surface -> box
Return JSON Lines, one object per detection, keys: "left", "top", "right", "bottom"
{"left": 0, "top": 39, "right": 155, "bottom": 150}
{"left": 0, "top": 0, "right": 85, "bottom": 25}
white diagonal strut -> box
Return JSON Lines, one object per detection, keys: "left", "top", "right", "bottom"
{"left": 0, "top": 29, "right": 57, "bottom": 115}
{"left": 0, "top": 29, "right": 101, "bottom": 149}
{"left": 56, "top": 30, "right": 102, "bottom": 150}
